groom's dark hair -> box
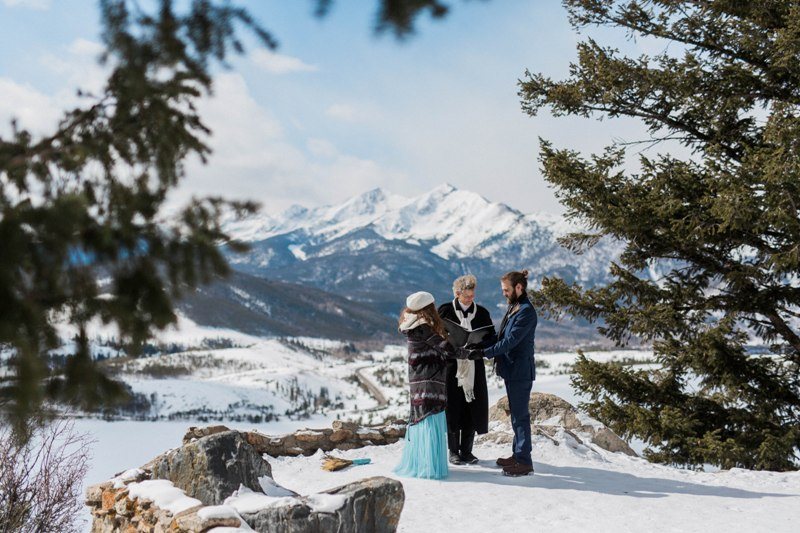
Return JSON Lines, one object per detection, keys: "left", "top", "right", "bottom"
{"left": 501, "top": 269, "right": 529, "bottom": 290}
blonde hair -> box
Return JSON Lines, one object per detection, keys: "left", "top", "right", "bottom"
{"left": 452, "top": 274, "right": 477, "bottom": 297}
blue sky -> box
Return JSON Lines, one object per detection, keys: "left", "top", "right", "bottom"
{"left": 0, "top": 0, "right": 655, "bottom": 215}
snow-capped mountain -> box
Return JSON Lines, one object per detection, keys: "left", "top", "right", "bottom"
{"left": 227, "top": 184, "right": 569, "bottom": 261}
{"left": 221, "top": 184, "right": 624, "bottom": 319}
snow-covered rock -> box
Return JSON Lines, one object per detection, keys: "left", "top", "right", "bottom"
{"left": 147, "top": 430, "right": 273, "bottom": 506}
{"left": 86, "top": 429, "right": 404, "bottom": 532}
{"left": 482, "top": 392, "right": 637, "bottom": 456}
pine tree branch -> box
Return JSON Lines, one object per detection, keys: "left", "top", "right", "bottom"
{"left": 591, "top": 4, "right": 771, "bottom": 72}
{"left": 579, "top": 103, "right": 745, "bottom": 161}
{"left": 765, "top": 311, "right": 800, "bottom": 356}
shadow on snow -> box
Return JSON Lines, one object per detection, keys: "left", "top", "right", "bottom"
{"left": 441, "top": 461, "right": 796, "bottom": 500}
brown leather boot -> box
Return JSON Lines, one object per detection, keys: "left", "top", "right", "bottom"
{"left": 496, "top": 456, "right": 516, "bottom": 467}
{"left": 502, "top": 462, "right": 534, "bottom": 477}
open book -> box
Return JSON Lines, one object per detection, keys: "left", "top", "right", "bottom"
{"left": 442, "top": 319, "right": 494, "bottom": 348}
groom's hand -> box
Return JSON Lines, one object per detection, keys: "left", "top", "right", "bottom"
{"left": 456, "top": 347, "right": 471, "bottom": 359}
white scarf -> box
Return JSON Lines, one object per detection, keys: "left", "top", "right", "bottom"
{"left": 453, "top": 299, "right": 476, "bottom": 403}
{"left": 399, "top": 312, "right": 429, "bottom": 332}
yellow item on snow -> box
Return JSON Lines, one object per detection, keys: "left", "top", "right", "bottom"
{"left": 321, "top": 454, "right": 353, "bottom": 472}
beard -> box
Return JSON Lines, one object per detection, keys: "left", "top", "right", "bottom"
{"left": 505, "top": 291, "right": 519, "bottom": 305}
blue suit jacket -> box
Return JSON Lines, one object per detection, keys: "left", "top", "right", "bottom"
{"left": 484, "top": 296, "right": 537, "bottom": 382}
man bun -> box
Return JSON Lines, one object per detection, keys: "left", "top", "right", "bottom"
{"left": 501, "top": 269, "right": 529, "bottom": 289}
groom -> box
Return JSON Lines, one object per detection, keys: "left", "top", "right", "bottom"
{"left": 463, "top": 269, "right": 537, "bottom": 476}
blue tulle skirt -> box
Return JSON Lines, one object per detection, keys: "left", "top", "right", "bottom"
{"left": 394, "top": 411, "right": 448, "bottom": 480}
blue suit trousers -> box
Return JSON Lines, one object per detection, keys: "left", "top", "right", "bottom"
{"left": 505, "top": 379, "right": 533, "bottom": 465}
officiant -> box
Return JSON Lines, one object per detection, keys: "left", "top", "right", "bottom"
{"left": 438, "top": 274, "right": 496, "bottom": 465}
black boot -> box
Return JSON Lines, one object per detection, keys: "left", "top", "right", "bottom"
{"left": 459, "top": 431, "right": 478, "bottom": 464}
{"left": 448, "top": 431, "right": 463, "bottom": 465}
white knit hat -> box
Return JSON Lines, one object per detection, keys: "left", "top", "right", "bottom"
{"left": 406, "top": 291, "right": 435, "bottom": 311}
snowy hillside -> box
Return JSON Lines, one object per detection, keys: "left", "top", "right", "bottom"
{"left": 73, "top": 315, "right": 648, "bottom": 426}
{"left": 41, "top": 313, "right": 645, "bottom": 429}
{"left": 82, "top": 317, "right": 382, "bottom": 422}
{"left": 174, "top": 271, "right": 397, "bottom": 340}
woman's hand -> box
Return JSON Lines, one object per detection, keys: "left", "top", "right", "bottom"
{"left": 467, "top": 348, "right": 485, "bottom": 360}
{"left": 456, "top": 345, "right": 484, "bottom": 360}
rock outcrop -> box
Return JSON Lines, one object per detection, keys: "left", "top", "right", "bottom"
{"left": 241, "top": 476, "right": 404, "bottom": 533}
{"left": 86, "top": 428, "right": 405, "bottom": 532}
{"left": 479, "top": 392, "right": 637, "bottom": 456}
{"left": 149, "top": 430, "right": 273, "bottom": 505}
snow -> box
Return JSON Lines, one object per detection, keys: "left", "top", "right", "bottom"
{"left": 224, "top": 485, "right": 297, "bottom": 513}
{"left": 126, "top": 479, "right": 201, "bottom": 515}
{"left": 77, "top": 413, "right": 800, "bottom": 532}
{"left": 222, "top": 483, "right": 345, "bottom": 514}
{"left": 287, "top": 244, "right": 307, "bottom": 260}
{"left": 305, "top": 493, "right": 347, "bottom": 513}
{"left": 92, "top": 316, "right": 378, "bottom": 421}
{"left": 265, "top": 437, "right": 800, "bottom": 533}
{"left": 197, "top": 504, "right": 241, "bottom": 520}
{"left": 110, "top": 468, "right": 144, "bottom": 489}
{"left": 258, "top": 476, "right": 296, "bottom": 497}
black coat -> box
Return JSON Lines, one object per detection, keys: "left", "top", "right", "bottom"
{"left": 437, "top": 300, "right": 496, "bottom": 434}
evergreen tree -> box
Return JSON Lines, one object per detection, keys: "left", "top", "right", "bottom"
{"left": 522, "top": 0, "right": 800, "bottom": 471}
{"left": 0, "top": 0, "right": 471, "bottom": 437}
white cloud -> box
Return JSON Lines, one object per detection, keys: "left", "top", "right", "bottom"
{"left": 40, "top": 38, "right": 108, "bottom": 97}
{"left": 173, "top": 73, "right": 406, "bottom": 213}
{"left": 0, "top": 38, "right": 112, "bottom": 137}
{"left": 325, "top": 103, "right": 358, "bottom": 122}
{"left": 307, "top": 138, "right": 338, "bottom": 159}
{"left": 0, "top": 38, "right": 107, "bottom": 138}
{"left": 0, "top": 78, "right": 61, "bottom": 135}
{"left": 2, "top": 62, "right": 402, "bottom": 213}
{"left": 68, "top": 37, "right": 104, "bottom": 57}
{"left": 2, "top": 0, "right": 50, "bottom": 10}
{"left": 251, "top": 49, "right": 317, "bottom": 75}
{"left": 325, "top": 103, "right": 379, "bottom": 123}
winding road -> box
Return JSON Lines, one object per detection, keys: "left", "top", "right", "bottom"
{"left": 354, "top": 366, "right": 388, "bottom": 410}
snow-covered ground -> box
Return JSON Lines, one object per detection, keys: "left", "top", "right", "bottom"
{"left": 267, "top": 437, "right": 800, "bottom": 533}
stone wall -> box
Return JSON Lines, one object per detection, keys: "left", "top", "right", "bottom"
{"left": 182, "top": 419, "right": 407, "bottom": 457}
{"left": 86, "top": 472, "right": 243, "bottom": 533}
